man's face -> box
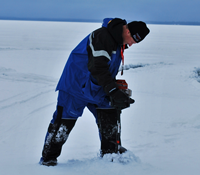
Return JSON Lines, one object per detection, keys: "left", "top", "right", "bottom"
{"left": 122, "top": 25, "right": 137, "bottom": 47}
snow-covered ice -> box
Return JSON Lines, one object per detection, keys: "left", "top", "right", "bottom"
{"left": 0, "top": 20, "right": 200, "bottom": 175}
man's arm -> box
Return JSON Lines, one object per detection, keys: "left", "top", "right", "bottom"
{"left": 87, "top": 28, "right": 117, "bottom": 93}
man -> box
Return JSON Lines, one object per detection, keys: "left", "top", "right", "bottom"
{"left": 40, "top": 18, "right": 150, "bottom": 166}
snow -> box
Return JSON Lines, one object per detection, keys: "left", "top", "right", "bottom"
{"left": 0, "top": 20, "right": 200, "bottom": 175}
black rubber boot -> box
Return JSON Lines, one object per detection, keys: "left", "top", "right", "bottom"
{"left": 97, "top": 108, "right": 127, "bottom": 157}
{"left": 40, "top": 106, "right": 77, "bottom": 166}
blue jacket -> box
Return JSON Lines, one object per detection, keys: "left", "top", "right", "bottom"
{"left": 56, "top": 18, "right": 127, "bottom": 106}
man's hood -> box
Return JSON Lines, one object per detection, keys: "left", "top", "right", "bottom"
{"left": 102, "top": 18, "right": 127, "bottom": 45}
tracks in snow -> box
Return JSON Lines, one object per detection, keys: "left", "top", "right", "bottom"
{"left": 0, "top": 67, "right": 58, "bottom": 139}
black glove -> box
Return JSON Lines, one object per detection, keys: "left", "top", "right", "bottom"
{"left": 109, "top": 88, "right": 135, "bottom": 109}
{"left": 104, "top": 81, "right": 134, "bottom": 109}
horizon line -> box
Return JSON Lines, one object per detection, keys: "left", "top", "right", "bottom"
{"left": 1, "top": 17, "right": 200, "bottom": 26}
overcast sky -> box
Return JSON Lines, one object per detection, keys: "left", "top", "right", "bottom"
{"left": 0, "top": 0, "right": 200, "bottom": 24}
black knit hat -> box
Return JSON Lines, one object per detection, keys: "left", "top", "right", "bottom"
{"left": 128, "top": 21, "right": 150, "bottom": 43}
